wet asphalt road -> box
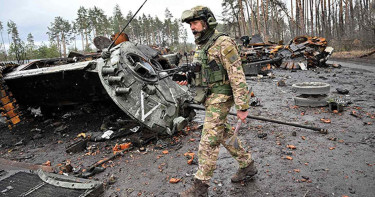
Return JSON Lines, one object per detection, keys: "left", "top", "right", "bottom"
{"left": 0, "top": 58, "right": 374, "bottom": 197}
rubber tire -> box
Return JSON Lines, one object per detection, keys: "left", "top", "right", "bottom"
{"left": 292, "top": 82, "right": 330, "bottom": 95}
{"left": 294, "top": 95, "right": 329, "bottom": 107}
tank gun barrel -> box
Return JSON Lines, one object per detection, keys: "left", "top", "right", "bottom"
{"left": 186, "top": 103, "right": 328, "bottom": 134}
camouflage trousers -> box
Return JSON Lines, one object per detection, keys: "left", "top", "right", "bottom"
{"left": 195, "top": 96, "right": 253, "bottom": 181}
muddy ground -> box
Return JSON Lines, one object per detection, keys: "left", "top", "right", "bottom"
{"left": 0, "top": 58, "right": 374, "bottom": 197}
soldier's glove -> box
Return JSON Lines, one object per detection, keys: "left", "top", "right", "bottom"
{"left": 101, "top": 49, "right": 111, "bottom": 59}
{"left": 180, "top": 62, "right": 201, "bottom": 72}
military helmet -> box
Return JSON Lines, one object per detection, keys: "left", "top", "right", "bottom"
{"left": 181, "top": 6, "right": 217, "bottom": 28}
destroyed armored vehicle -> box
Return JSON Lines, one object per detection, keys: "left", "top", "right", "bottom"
{"left": 277, "top": 36, "right": 334, "bottom": 70}
{"left": 0, "top": 39, "right": 193, "bottom": 135}
{"left": 240, "top": 35, "right": 334, "bottom": 75}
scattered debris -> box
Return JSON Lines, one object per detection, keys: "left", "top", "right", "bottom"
{"left": 30, "top": 133, "right": 43, "bottom": 140}
{"left": 58, "top": 161, "right": 73, "bottom": 173}
{"left": 155, "top": 140, "right": 169, "bottom": 150}
{"left": 54, "top": 124, "right": 68, "bottom": 133}
{"left": 15, "top": 139, "right": 24, "bottom": 146}
{"left": 81, "top": 166, "right": 106, "bottom": 178}
{"left": 277, "top": 80, "right": 286, "bottom": 87}
{"left": 169, "top": 178, "right": 181, "bottom": 184}
{"left": 336, "top": 88, "right": 349, "bottom": 95}
{"left": 320, "top": 118, "right": 331, "bottom": 123}
{"left": 258, "top": 133, "right": 267, "bottom": 139}
{"left": 250, "top": 97, "right": 261, "bottom": 107}
{"left": 66, "top": 138, "right": 88, "bottom": 153}
{"left": 62, "top": 113, "right": 72, "bottom": 119}
{"left": 113, "top": 143, "right": 132, "bottom": 154}
{"left": 1, "top": 186, "right": 14, "bottom": 193}
{"left": 29, "top": 107, "right": 42, "bottom": 117}
{"left": 328, "top": 98, "right": 345, "bottom": 112}
{"left": 42, "top": 160, "right": 51, "bottom": 166}
{"left": 108, "top": 174, "right": 117, "bottom": 185}
{"left": 184, "top": 152, "right": 196, "bottom": 165}
{"left": 102, "top": 130, "right": 114, "bottom": 139}
{"left": 331, "top": 63, "right": 341, "bottom": 68}
{"left": 284, "top": 156, "right": 293, "bottom": 160}
{"left": 162, "top": 150, "right": 169, "bottom": 154}
{"left": 350, "top": 111, "right": 360, "bottom": 118}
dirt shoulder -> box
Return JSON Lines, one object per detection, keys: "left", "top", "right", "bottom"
{"left": 0, "top": 59, "right": 374, "bottom": 197}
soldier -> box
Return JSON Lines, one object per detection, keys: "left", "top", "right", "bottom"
{"left": 180, "top": 6, "right": 258, "bottom": 197}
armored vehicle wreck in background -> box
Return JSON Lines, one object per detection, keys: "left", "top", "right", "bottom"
{"left": 240, "top": 35, "right": 335, "bottom": 75}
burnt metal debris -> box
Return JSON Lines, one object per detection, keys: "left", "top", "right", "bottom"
{"left": 0, "top": 41, "right": 193, "bottom": 136}
{"left": 240, "top": 35, "right": 336, "bottom": 75}
{"left": 0, "top": 170, "right": 103, "bottom": 196}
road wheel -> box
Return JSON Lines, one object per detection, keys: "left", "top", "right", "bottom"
{"left": 292, "top": 82, "right": 330, "bottom": 95}
{"left": 294, "top": 95, "right": 329, "bottom": 107}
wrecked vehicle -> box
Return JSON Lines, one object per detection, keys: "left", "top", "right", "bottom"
{"left": 240, "top": 35, "right": 335, "bottom": 75}
{"left": 0, "top": 38, "right": 193, "bottom": 135}
{"left": 239, "top": 34, "right": 280, "bottom": 76}
{"left": 277, "top": 36, "right": 334, "bottom": 70}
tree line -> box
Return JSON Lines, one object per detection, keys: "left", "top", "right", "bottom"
{"left": 0, "top": 4, "right": 188, "bottom": 62}
{"left": 1, "top": 1, "right": 373, "bottom": 62}
{"left": 221, "top": 0, "right": 374, "bottom": 50}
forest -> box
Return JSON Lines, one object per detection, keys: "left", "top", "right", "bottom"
{"left": 0, "top": 0, "right": 374, "bottom": 62}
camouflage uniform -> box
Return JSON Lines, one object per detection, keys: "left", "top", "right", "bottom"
{"left": 193, "top": 32, "right": 253, "bottom": 181}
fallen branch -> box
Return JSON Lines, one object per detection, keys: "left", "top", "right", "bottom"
{"left": 359, "top": 50, "right": 375, "bottom": 58}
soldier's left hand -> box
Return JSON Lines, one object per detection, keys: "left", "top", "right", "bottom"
{"left": 237, "top": 110, "right": 248, "bottom": 123}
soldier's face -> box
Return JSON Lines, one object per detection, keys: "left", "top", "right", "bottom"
{"left": 189, "top": 20, "right": 206, "bottom": 39}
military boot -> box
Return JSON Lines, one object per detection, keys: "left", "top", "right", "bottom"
{"left": 231, "top": 161, "right": 258, "bottom": 183}
{"left": 179, "top": 179, "right": 209, "bottom": 197}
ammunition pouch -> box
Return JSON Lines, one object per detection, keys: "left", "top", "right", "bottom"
{"left": 193, "top": 62, "right": 202, "bottom": 72}
{"left": 193, "top": 87, "right": 208, "bottom": 104}
{"left": 193, "top": 83, "right": 233, "bottom": 104}
{"left": 209, "top": 83, "right": 232, "bottom": 95}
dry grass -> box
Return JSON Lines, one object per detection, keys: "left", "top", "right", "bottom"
{"left": 332, "top": 49, "right": 375, "bottom": 59}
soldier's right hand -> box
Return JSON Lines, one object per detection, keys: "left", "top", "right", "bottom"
{"left": 237, "top": 110, "right": 248, "bottom": 123}
{"left": 101, "top": 49, "right": 111, "bottom": 59}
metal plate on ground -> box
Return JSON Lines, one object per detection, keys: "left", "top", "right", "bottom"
{"left": 0, "top": 170, "right": 103, "bottom": 197}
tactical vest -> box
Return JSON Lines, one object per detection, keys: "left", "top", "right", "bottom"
{"left": 194, "top": 32, "right": 233, "bottom": 96}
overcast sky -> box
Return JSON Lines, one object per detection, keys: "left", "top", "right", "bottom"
{"left": 0, "top": 0, "right": 224, "bottom": 49}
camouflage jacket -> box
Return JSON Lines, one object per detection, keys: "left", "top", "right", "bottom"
{"left": 195, "top": 32, "right": 250, "bottom": 111}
